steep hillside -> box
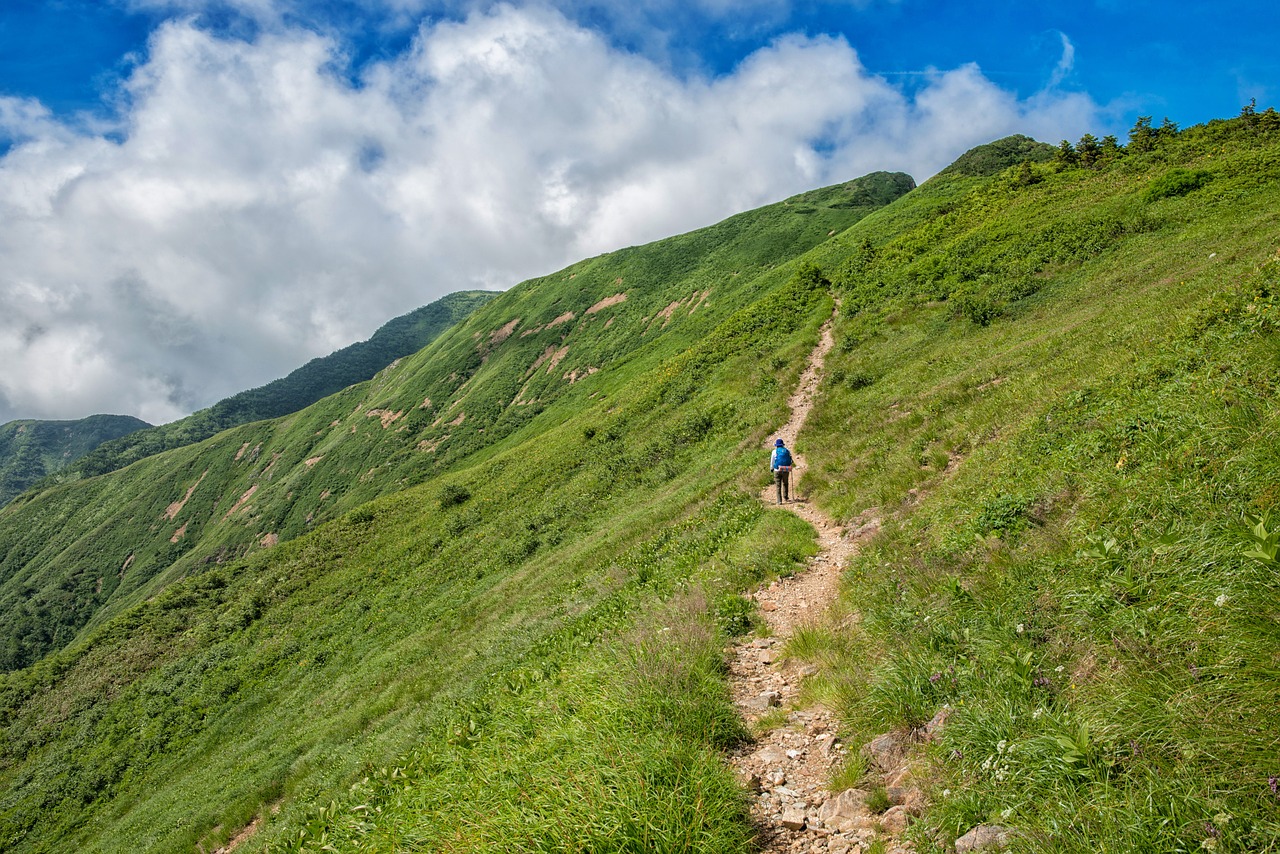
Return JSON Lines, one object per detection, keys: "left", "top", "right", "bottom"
{"left": 0, "top": 172, "right": 908, "bottom": 854}
{"left": 0, "top": 173, "right": 909, "bottom": 677}
{"left": 1, "top": 109, "right": 1277, "bottom": 854}
{"left": 0, "top": 415, "right": 150, "bottom": 508}
{"left": 59, "top": 289, "right": 498, "bottom": 482}
{"left": 787, "top": 113, "right": 1280, "bottom": 851}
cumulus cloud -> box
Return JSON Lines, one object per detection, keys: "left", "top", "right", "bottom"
{"left": 0, "top": 3, "right": 1103, "bottom": 424}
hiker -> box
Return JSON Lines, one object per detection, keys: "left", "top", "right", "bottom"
{"left": 770, "top": 438, "right": 793, "bottom": 504}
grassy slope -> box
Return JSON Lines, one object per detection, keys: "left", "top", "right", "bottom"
{"left": 2, "top": 110, "right": 1277, "bottom": 854}
{"left": 790, "top": 116, "right": 1280, "bottom": 851}
{"left": 0, "top": 174, "right": 907, "bottom": 852}
{"left": 61, "top": 289, "right": 499, "bottom": 481}
{"left": 0, "top": 175, "right": 908, "bottom": 674}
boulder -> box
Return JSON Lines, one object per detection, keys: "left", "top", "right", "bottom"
{"left": 880, "top": 805, "right": 912, "bottom": 835}
{"left": 817, "top": 788, "right": 869, "bottom": 833}
{"left": 862, "top": 732, "right": 908, "bottom": 771}
{"left": 955, "top": 824, "right": 1015, "bottom": 852}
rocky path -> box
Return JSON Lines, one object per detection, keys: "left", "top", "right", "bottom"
{"left": 727, "top": 312, "right": 923, "bottom": 854}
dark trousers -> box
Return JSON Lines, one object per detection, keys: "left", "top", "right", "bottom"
{"left": 774, "top": 469, "right": 790, "bottom": 503}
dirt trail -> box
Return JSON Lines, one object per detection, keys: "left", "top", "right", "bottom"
{"left": 729, "top": 311, "right": 905, "bottom": 854}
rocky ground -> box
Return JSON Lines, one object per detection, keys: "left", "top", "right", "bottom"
{"left": 732, "top": 312, "right": 932, "bottom": 854}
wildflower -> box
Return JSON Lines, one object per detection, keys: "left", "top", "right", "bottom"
{"left": 1000, "top": 808, "right": 1013, "bottom": 820}
{"left": 1032, "top": 708, "right": 1044, "bottom": 720}
{"left": 1205, "top": 821, "right": 1221, "bottom": 838}
{"left": 1016, "top": 623, "right": 1025, "bottom": 634}
{"left": 1214, "top": 813, "right": 1232, "bottom": 826}
{"left": 1055, "top": 665, "right": 1065, "bottom": 673}
{"left": 1270, "top": 775, "right": 1278, "bottom": 796}
{"left": 996, "top": 740, "right": 1008, "bottom": 754}
{"left": 1202, "top": 840, "right": 1218, "bottom": 851}
{"left": 930, "top": 672, "right": 943, "bottom": 683}
{"left": 942, "top": 788, "right": 951, "bottom": 797}
{"left": 1214, "top": 593, "right": 1228, "bottom": 607}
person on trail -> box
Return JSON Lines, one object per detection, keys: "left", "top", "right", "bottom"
{"left": 770, "top": 438, "right": 793, "bottom": 504}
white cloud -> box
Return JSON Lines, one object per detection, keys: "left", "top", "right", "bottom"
{"left": 0, "top": 3, "right": 1104, "bottom": 424}
{"left": 1047, "top": 31, "right": 1076, "bottom": 90}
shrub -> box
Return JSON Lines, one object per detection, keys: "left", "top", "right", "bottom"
{"left": 438, "top": 483, "right": 471, "bottom": 508}
{"left": 1143, "top": 168, "right": 1211, "bottom": 202}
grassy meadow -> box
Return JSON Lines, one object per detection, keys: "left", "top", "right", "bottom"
{"left": 788, "top": 114, "right": 1280, "bottom": 852}
{"left": 0, "top": 110, "right": 1278, "bottom": 853}
{"left": 0, "top": 175, "right": 892, "bottom": 851}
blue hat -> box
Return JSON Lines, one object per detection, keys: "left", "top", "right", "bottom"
{"left": 775, "top": 439, "right": 784, "bottom": 446}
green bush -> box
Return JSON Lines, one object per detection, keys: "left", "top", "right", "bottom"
{"left": 1144, "top": 168, "right": 1211, "bottom": 202}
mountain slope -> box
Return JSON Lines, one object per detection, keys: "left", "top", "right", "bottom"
{"left": 0, "top": 415, "right": 150, "bottom": 507}
{"left": 1, "top": 110, "right": 1278, "bottom": 854}
{"left": 0, "top": 170, "right": 911, "bottom": 852}
{"left": 60, "top": 289, "right": 498, "bottom": 481}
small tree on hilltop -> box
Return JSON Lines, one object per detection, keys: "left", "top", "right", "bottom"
{"left": 1055, "top": 139, "right": 1079, "bottom": 168}
{"left": 1100, "top": 134, "right": 1123, "bottom": 163}
{"left": 1077, "top": 133, "right": 1102, "bottom": 168}
{"left": 1128, "top": 116, "right": 1155, "bottom": 153}
{"left": 1014, "top": 159, "right": 1041, "bottom": 187}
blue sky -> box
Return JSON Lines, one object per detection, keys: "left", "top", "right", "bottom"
{"left": 0, "top": 0, "right": 1275, "bottom": 424}
{"left": 5, "top": 1, "right": 1270, "bottom": 130}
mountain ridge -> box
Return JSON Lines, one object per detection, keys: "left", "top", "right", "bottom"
{"left": 0, "top": 415, "right": 151, "bottom": 508}
{"left": 2, "top": 110, "right": 1278, "bottom": 853}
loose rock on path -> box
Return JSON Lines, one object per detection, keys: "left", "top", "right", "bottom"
{"left": 728, "top": 310, "right": 925, "bottom": 854}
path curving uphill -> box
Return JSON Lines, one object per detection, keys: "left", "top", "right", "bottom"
{"left": 728, "top": 307, "right": 908, "bottom": 854}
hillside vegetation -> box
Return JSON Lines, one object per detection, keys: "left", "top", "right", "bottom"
{"left": 0, "top": 171, "right": 911, "bottom": 851}
{"left": 0, "top": 108, "right": 1278, "bottom": 854}
{"left": 57, "top": 289, "right": 498, "bottom": 483}
{"left": 0, "top": 416, "right": 150, "bottom": 508}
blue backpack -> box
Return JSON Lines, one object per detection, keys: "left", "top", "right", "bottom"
{"left": 773, "top": 447, "right": 793, "bottom": 469}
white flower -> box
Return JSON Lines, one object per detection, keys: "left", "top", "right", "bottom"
{"left": 996, "top": 740, "right": 1008, "bottom": 754}
{"left": 1032, "top": 708, "right": 1044, "bottom": 719}
{"left": 1055, "top": 665, "right": 1065, "bottom": 673}
{"left": 1000, "top": 808, "right": 1013, "bottom": 820}
{"left": 1016, "top": 623, "right": 1025, "bottom": 634}
{"left": 1214, "top": 593, "right": 1228, "bottom": 608}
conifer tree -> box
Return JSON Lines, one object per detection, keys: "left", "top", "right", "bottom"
{"left": 1077, "top": 133, "right": 1102, "bottom": 167}
{"left": 1055, "top": 139, "right": 1079, "bottom": 168}
{"left": 1128, "top": 116, "right": 1155, "bottom": 153}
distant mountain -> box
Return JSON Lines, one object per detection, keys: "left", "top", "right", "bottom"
{"left": 57, "top": 290, "right": 497, "bottom": 482}
{"left": 0, "top": 416, "right": 151, "bottom": 506}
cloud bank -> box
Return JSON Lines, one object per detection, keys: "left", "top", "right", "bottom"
{"left": 0, "top": 3, "right": 1103, "bottom": 424}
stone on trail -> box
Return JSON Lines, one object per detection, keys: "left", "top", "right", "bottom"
{"left": 861, "top": 731, "right": 909, "bottom": 771}
{"left": 879, "top": 804, "right": 912, "bottom": 835}
{"left": 817, "top": 788, "right": 869, "bottom": 833}
{"left": 955, "top": 824, "right": 1015, "bottom": 852}
{"left": 755, "top": 744, "right": 789, "bottom": 765}
{"left": 780, "top": 806, "right": 807, "bottom": 831}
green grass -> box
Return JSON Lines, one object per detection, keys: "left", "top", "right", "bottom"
{"left": 3, "top": 111, "right": 1280, "bottom": 853}
{"left": 785, "top": 114, "right": 1280, "bottom": 852}
{"left": 0, "top": 174, "right": 900, "bottom": 852}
